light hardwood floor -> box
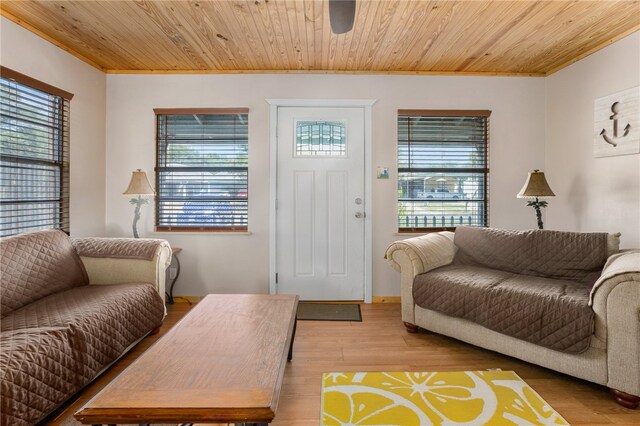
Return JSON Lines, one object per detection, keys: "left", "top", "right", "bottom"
{"left": 45, "top": 301, "right": 640, "bottom": 425}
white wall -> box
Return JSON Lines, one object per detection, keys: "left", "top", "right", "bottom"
{"left": 546, "top": 33, "right": 640, "bottom": 248}
{"left": 106, "top": 74, "right": 546, "bottom": 296}
{"left": 1, "top": 17, "right": 107, "bottom": 237}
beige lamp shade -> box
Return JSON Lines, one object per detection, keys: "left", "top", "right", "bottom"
{"left": 123, "top": 169, "right": 155, "bottom": 196}
{"left": 517, "top": 169, "right": 555, "bottom": 199}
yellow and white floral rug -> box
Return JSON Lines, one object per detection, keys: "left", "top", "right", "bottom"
{"left": 320, "top": 370, "right": 569, "bottom": 425}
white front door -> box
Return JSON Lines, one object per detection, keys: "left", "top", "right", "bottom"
{"left": 276, "top": 107, "right": 365, "bottom": 300}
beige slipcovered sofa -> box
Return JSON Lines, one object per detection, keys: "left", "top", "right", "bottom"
{"left": 385, "top": 227, "right": 640, "bottom": 408}
{"left": 0, "top": 229, "right": 172, "bottom": 425}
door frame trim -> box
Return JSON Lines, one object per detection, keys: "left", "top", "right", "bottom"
{"left": 266, "top": 99, "right": 376, "bottom": 303}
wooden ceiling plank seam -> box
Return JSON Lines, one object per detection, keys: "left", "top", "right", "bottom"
{"left": 356, "top": 0, "right": 401, "bottom": 71}
{"left": 213, "top": 1, "right": 261, "bottom": 70}
{"left": 126, "top": 0, "right": 200, "bottom": 69}
{"left": 284, "top": 0, "right": 305, "bottom": 70}
{"left": 452, "top": 1, "right": 543, "bottom": 73}
{"left": 476, "top": 0, "right": 585, "bottom": 73}
{"left": 347, "top": 2, "right": 392, "bottom": 71}
{"left": 217, "top": 1, "right": 264, "bottom": 70}
{"left": 319, "top": 0, "right": 335, "bottom": 70}
{"left": 345, "top": 0, "right": 380, "bottom": 70}
{"left": 358, "top": 1, "right": 384, "bottom": 71}
{"left": 419, "top": 1, "right": 516, "bottom": 72}
{"left": 321, "top": 1, "right": 338, "bottom": 71}
{"left": 462, "top": 0, "right": 617, "bottom": 74}
{"left": 270, "top": 1, "right": 296, "bottom": 70}
{"left": 402, "top": 1, "right": 461, "bottom": 71}
{"left": 176, "top": 1, "right": 227, "bottom": 70}
{"left": 37, "top": 0, "right": 137, "bottom": 67}
{"left": 369, "top": 0, "right": 420, "bottom": 71}
{"left": 460, "top": 1, "right": 574, "bottom": 74}
{"left": 386, "top": 0, "right": 438, "bottom": 71}
{"left": 307, "top": 0, "right": 322, "bottom": 70}
{"left": 471, "top": 1, "right": 638, "bottom": 74}
{"left": 86, "top": 0, "right": 175, "bottom": 70}
{"left": 508, "top": 2, "right": 640, "bottom": 75}
{"left": 437, "top": 2, "right": 534, "bottom": 73}
{"left": 230, "top": 0, "right": 273, "bottom": 70}
{"left": 311, "top": 0, "right": 324, "bottom": 70}
{"left": 343, "top": 0, "right": 373, "bottom": 71}
{"left": 41, "top": 0, "right": 128, "bottom": 68}
{"left": 167, "top": 3, "right": 221, "bottom": 70}
{"left": 224, "top": 0, "right": 269, "bottom": 69}
{"left": 271, "top": 0, "right": 298, "bottom": 70}
{"left": 273, "top": 0, "right": 300, "bottom": 70}
{"left": 306, "top": 0, "right": 321, "bottom": 69}
{"left": 545, "top": 1, "right": 640, "bottom": 69}
{"left": 546, "top": 24, "right": 640, "bottom": 75}
{"left": 400, "top": 1, "right": 467, "bottom": 70}
{"left": 200, "top": 0, "right": 259, "bottom": 70}
{"left": 293, "top": 0, "right": 311, "bottom": 70}
{"left": 90, "top": 1, "right": 170, "bottom": 70}
{"left": 323, "top": 2, "right": 341, "bottom": 70}
{"left": 343, "top": 0, "right": 371, "bottom": 71}
{"left": 132, "top": 0, "right": 211, "bottom": 70}
{"left": 374, "top": 2, "right": 430, "bottom": 71}
{"left": 335, "top": 1, "right": 360, "bottom": 71}
{"left": 247, "top": 0, "right": 284, "bottom": 70}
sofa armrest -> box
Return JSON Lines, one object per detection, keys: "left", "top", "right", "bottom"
{"left": 72, "top": 238, "right": 172, "bottom": 303}
{"left": 590, "top": 250, "right": 640, "bottom": 396}
{"left": 384, "top": 231, "right": 456, "bottom": 324}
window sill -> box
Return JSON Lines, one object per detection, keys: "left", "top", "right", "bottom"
{"left": 153, "top": 230, "right": 253, "bottom": 236}
{"left": 394, "top": 228, "right": 456, "bottom": 236}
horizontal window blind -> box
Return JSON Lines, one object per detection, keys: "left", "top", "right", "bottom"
{"left": 397, "top": 111, "right": 490, "bottom": 232}
{"left": 0, "top": 70, "right": 71, "bottom": 237}
{"left": 156, "top": 110, "right": 248, "bottom": 231}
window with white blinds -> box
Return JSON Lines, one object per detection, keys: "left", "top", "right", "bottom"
{"left": 155, "top": 109, "right": 248, "bottom": 231}
{"left": 0, "top": 67, "right": 72, "bottom": 238}
{"left": 397, "top": 110, "right": 490, "bottom": 232}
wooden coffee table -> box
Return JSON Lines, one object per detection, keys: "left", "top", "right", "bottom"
{"left": 75, "top": 294, "right": 298, "bottom": 425}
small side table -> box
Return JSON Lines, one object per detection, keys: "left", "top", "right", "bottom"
{"left": 166, "top": 247, "right": 182, "bottom": 304}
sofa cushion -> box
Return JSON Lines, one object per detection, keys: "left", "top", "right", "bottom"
{"left": 0, "top": 229, "right": 88, "bottom": 318}
{"left": 413, "top": 263, "right": 594, "bottom": 353}
{"left": 0, "top": 327, "right": 90, "bottom": 425}
{"left": 0, "top": 283, "right": 164, "bottom": 424}
{"left": 2, "top": 283, "right": 164, "bottom": 368}
{"left": 453, "top": 226, "right": 607, "bottom": 282}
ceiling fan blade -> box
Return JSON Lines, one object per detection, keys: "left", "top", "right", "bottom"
{"left": 329, "top": 0, "right": 356, "bottom": 34}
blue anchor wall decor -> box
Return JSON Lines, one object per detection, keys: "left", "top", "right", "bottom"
{"left": 600, "top": 101, "right": 631, "bottom": 147}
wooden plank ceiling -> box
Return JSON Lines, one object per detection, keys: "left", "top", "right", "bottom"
{"left": 1, "top": 0, "right": 639, "bottom": 76}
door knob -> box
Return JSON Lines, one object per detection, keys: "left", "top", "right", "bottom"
{"left": 355, "top": 197, "right": 362, "bottom": 205}
{"left": 355, "top": 212, "right": 363, "bottom": 218}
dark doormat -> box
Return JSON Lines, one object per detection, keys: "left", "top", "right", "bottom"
{"left": 296, "top": 303, "right": 362, "bottom": 321}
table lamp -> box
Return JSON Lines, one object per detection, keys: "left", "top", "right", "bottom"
{"left": 123, "top": 169, "right": 155, "bottom": 238}
{"left": 517, "top": 169, "right": 555, "bottom": 230}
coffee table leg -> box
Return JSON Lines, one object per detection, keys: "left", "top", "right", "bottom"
{"left": 288, "top": 319, "right": 297, "bottom": 362}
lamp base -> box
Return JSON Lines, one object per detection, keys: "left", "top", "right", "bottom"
{"left": 130, "top": 196, "right": 148, "bottom": 238}
{"left": 526, "top": 197, "right": 548, "bottom": 230}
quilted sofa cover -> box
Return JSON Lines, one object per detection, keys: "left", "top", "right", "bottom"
{"left": 0, "top": 230, "right": 166, "bottom": 425}
{"left": 412, "top": 227, "right": 607, "bottom": 353}
{"left": 385, "top": 227, "right": 640, "bottom": 402}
